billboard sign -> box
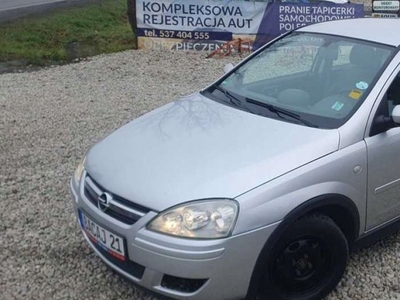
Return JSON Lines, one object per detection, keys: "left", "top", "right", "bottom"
{"left": 136, "top": 0, "right": 365, "bottom": 52}
{"left": 372, "top": 12, "right": 398, "bottom": 17}
{"left": 372, "top": 0, "right": 400, "bottom": 11}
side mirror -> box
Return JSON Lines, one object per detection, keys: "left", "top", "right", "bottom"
{"left": 392, "top": 105, "right": 400, "bottom": 124}
{"left": 223, "top": 63, "right": 234, "bottom": 74}
{"left": 371, "top": 107, "right": 400, "bottom": 136}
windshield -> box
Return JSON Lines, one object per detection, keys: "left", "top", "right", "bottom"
{"left": 205, "top": 32, "right": 394, "bottom": 128}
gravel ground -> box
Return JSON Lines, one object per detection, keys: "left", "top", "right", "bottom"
{"left": 1, "top": 49, "right": 400, "bottom": 300}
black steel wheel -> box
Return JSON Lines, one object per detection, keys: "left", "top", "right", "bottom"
{"left": 258, "top": 214, "right": 348, "bottom": 300}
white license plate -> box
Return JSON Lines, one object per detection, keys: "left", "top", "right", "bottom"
{"left": 79, "top": 211, "right": 126, "bottom": 261}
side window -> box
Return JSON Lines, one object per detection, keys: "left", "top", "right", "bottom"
{"left": 332, "top": 45, "right": 351, "bottom": 67}
{"left": 387, "top": 73, "right": 400, "bottom": 116}
{"left": 370, "top": 71, "right": 400, "bottom": 136}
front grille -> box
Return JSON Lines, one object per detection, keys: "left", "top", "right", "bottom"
{"left": 84, "top": 174, "right": 150, "bottom": 225}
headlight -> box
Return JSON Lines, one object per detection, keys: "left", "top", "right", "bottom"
{"left": 74, "top": 157, "right": 86, "bottom": 182}
{"left": 147, "top": 199, "right": 239, "bottom": 239}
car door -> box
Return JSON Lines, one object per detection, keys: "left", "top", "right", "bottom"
{"left": 365, "top": 61, "right": 400, "bottom": 230}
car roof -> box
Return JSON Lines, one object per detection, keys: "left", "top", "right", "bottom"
{"left": 297, "top": 18, "right": 400, "bottom": 47}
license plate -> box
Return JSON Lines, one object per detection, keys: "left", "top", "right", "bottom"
{"left": 79, "top": 210, "right": 126, "bottom": 261}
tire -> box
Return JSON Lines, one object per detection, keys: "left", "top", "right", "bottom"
{"left": 257, "top": 214, "right": 348, "bottom": 300}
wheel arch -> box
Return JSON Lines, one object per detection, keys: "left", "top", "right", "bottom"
{"left": 245, "top": 193, "right": 360, "bottom": 300}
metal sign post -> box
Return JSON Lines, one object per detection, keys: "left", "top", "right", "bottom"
{"left": 127, "top": 0, "right": 138, "bottom": 49}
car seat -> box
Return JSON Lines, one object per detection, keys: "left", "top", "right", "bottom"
{"left": 329, "top": 44, "right": 381, "bottom": 95}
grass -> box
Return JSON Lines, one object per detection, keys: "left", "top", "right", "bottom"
{"left": 0, "top": 0, "right": 136, "bottom": 65}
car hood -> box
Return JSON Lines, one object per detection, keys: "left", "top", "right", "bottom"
{"left": 85, "top": 93, "right": 339, "bottom": 212}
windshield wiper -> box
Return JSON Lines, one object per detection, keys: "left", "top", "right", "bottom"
{"left": 246, "top": 98, "right": 318, "bottom": 128}
{"left": 212, "top": 85, "right": 255, "bottom": 114}
{"left": 213, "top": 84, "right": 243, "bottom": 106}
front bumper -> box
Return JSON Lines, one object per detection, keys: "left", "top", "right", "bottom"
{"left": 70, "top": 176, "right": 279, "bottom": 300}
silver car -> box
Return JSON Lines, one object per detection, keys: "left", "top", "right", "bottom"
{"left": 70, "top": 18, "right": 400, "bottom": 300}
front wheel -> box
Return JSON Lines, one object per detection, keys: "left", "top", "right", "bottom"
{"left": 257, "top": 214, "right": 349, "bottom": 300}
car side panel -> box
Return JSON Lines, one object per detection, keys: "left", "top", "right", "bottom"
{"left": 363, "top": 57, "right": 400, "bottom": 230}
{"left": 234, "top": 141, "right": 367, "bottom": 236}
{"left": 365, "top": 127, "right": 400, "bottom": 230}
